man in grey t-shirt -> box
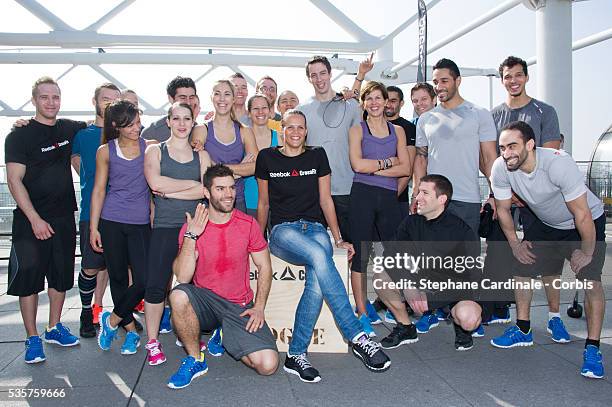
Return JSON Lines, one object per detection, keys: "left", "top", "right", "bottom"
{"left": 490, "top": 121, "right": 607, "bottom": 379}
{"left": 413, "top": 58, "right": 498, "bottom": 233}
{"left": 142, "top": 76, "right": 199, "bottom": 142}
{"left": 299, "top": 55, "right": 362, "bottom": 243}
{"left": 485, "top": 56, "right": 563, "bottom": 327}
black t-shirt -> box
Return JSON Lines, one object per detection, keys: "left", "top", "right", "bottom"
{"left": 390, "top": 116, "right": 416, "bottom": 146}
{"left": 386, "top": 210, "right": 480, "bottom": 285}
{"left": 5, "top": 118, "right": 86, "bottom": 219}
{"left": 255, "top": 146, "right": 331, "bottom": 227}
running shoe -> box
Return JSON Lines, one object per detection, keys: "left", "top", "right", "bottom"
{"left": 97, "top": 311, "right": 118, "bottom": 351}
{"left": 380, "top": 323, "right": 418, "bottom": 349}
{"left": 146, "top": 339, "right": 167, "bottom": 365}
{"left": 384, "top": 310, "right": 396, "bottom": 324}
{"left": 167, "top": 353, "right": 208, "bottom": 389}
{"left": 471, "top": 324, "right": 485, "bottom": 338}
{"left": 435, "top": 308, "right": 450, "bottom": 321}
{"left": 207, "top": 328, "right": 225, "bottom": 357}
{"left": 351, "top": 333, "right": 391, "bottom": 372}
{"left": 454, "top": 323, "right": 474, "bottom": 351}
{"left": 490, "top": 325, "right": 533, "bottom": 349}
{"left": 44, "top": 323, "right": 80, "bottom": 347}
{"left": 284, "top": 353, "right": 321, "bottom": 383}
{"left": 359, "top": 314, "right": 377, "bottom": 338}
{"left": 581, "top": 345, "right": 604, "bottom": 379}
{"left": 484, "top": 306, "right": 511, "bottom": 325}
{"left": 159, "top": 307, "right": 172, "bottom": 334}
{"left": 24, "top": 335, "right": 46, "bottom": 364}
{"left": 79, "top": 308, "right": 96, "bottom": 338}
{"left": 365, "top": 301, "right": 383, "bottom": 325}
{"left": 92, "top": 304, "right": 103, "bottom": 326}
{"left": 134, "top": 300, "right": 145, "bottom": 314}
{"left": 415, "top": 312, "right": 439, "bottom": 334}
{"left": 120, "top": 331, "right": 140, "bottom": 355}
{"left": 547, "top": 317, "right": 570, "bottom": 343}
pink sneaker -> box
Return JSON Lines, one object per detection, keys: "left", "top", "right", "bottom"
{"left": 145, "top": 339, "right": 166, "bottom": 366}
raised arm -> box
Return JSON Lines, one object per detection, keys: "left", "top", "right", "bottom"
{"left": 173, "top": 203, "right": 208, "bottom": 283}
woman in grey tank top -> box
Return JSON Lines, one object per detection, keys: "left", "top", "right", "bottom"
{"left": 143, "top": 102, "right": 212, "bottom": 365}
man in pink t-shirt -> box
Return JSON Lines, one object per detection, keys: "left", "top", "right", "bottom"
{"left": 167, "top": 164, "right": 278, "bottom": 389}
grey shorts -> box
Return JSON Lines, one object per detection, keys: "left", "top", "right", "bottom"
{"left": 173, "top": 284, "right": 278, "bottom": 360}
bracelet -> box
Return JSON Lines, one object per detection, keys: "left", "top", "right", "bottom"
{"left": 355, "top": 77, "right": 364, "bottom": 82}
{"left": 184, "top": 231, "right": 199, "bottom": 241}
{"left": 489, "top": 192, "right": 494, "bottom": 198}
{"left": 377, "top": 159, "right": 383, "bottom": 171}
{"left": 335, "top": 238, "right": 344, "bottom": 246}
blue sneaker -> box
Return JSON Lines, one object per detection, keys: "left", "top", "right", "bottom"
{"left": 120, "top": 331, "right": 141, "bottom": 355}
{"left": 415, "top": 312, "right": 439, "bottom": 334}
{"left": 159, "top": 307, "right": 172, "bottom": 334}
{"left": 365, "top": 301, "right": 382, "bottom": 325}
{"left": 98, "top": 311, "right": 118, "bottom": 351}
{"left": 359, "top": 314, "right": 376, "bottom": 338}
{"left": 485, "top": 307, "right": 511, "bottom": 325}
{"left": 472, "top": 324, "right": 485, "bottom": 338}
{"left": 547, "top": 317, "right": 570, "bottom": 343}
{"left": 25, "top": 335, "right": 46, "bottom": 364}
{"left": 435, "top": 308, "right": 450, "bottom": 321}
{"left": 167, "top": 354, "right": 208, "bottom": 389}
{"left": 207, "top": 328, "right": 225, "bottom": 357}
{"left": 490, "top": 325, "right": 533, "bottom": 348}
{"left": 44, "top": 323, "right": 79, "bottom": 347}
{"left": 581, "top": 345, "right": 604, "bottom": 379}
{"left": 384, "top": 310, "right": 396, "bottom": 324}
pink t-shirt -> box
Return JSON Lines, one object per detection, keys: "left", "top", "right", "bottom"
{"left": 178, "top": 210, "right": 267, "bottom": 305}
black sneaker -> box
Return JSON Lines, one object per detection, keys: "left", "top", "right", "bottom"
{"left": 79, "top": 308, "right": 96, "bottom": 338}
{"left": 351, "top": 334, "right": 391, "bottom": 372}
{"left": 380, "top": 323, "right": 418, "bottom": 349}
{"left": 283, "top": 354, "right": 321, "bottom": 383}
{"left": 454, "top": 322, "right": 474, "bottom": 351}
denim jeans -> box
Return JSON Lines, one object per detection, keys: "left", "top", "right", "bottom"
{"left": 269, "top": 220, "right": 362, "bottom": 355}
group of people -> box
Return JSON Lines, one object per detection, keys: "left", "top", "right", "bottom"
{"left": 4, "top": 53, "right": 607, "bottom": 390}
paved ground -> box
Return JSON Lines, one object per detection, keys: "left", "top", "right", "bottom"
{"left": 0, "top": 228, "right": 611, "bottom": 406}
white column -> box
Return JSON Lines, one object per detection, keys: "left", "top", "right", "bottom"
{"left": 535, "top": 0, "right": 573, "bottom": 152}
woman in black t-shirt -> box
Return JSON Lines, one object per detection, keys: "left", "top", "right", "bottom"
{"left": 255, "top": 109, "right": 390, "bottom": 382}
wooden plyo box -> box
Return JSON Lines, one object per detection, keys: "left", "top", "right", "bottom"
{"left": 250, "top": 248, "right": 349, "bottom": 353}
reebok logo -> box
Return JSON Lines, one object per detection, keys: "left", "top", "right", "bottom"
{"left": 269, "top": 168, "right": 317, "bottom": 178}
{"left": 250, "top": 266, "right": 306, "bottom": 281}
{"left": 41, "top": 139, "right": 69, "bottom": 153}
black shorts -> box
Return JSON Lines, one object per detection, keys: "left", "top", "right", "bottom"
{"left": 173, "top": 284, "right": 278, "bottom": 360}
{"left": 426, "top": 289, "right": 476, "bottom": 311}
{"left": 79, "top": 221, "right": 105, "bottom": 270}
{"left": 8, "top": 213, "right": 77, "bottom": 297}
{"left": 514, "top": 214, "right": 607, "bottom": 281}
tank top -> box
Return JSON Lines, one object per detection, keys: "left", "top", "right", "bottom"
{"left": 153, "top": 142, "right": 202, "bottom": 228}
{"left": 245, "top": 130, "right": 278, "bottom": 209}
{"left": 204, "top": 121, "right": 246, "bottom": 203}
{"left": 353, "top": 121, "right": 398, "bottom": 191}
{"left": 101, "top": 137, "right": 150, "bottom": 224}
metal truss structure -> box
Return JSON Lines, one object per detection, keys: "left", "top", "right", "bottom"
{"left": 0, "top": 0, "right": 611, "bottom": 150}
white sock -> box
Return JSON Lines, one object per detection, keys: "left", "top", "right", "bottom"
{"left": 549, "top": 312, "right": 561, "bottom": 321}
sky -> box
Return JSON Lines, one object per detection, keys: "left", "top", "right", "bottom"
{"left": 0, "top": 0, "right": 611, "bottom": 166}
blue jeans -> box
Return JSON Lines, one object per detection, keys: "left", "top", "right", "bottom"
{"left": 269, "top": 220, "right": 363, "bottom": 355}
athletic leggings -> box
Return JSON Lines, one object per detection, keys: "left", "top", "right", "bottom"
{"left": 99, "top": 219, "right": 150, "bottom": 325}
{"left": 144, "top": 227, "right": 180, "bottom": 304}
{"left": 349, "top": 182, "right": 403, "bottom": 273}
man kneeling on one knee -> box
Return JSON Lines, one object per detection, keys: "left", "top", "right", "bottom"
{"left": 167, "top": 164, "right": 278, "bottom": 389}
{"left": 376, "top": 175, "right": 483, "bottom": 351}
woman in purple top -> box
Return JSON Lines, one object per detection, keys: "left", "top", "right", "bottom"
{"left": 192, "top": 79, "right": 258, "bottom": 212}
{"left": 90, "top": 100, "right": 157, "bottom": 355}
{"left": 348, "top": 81, "right": 412, "bottom": 336}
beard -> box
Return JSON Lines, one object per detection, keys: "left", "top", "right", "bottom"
{"left": 209, "top": 196, "right": 234, "bottom": 213}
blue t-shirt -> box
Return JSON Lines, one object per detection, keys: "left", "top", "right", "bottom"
{"left": 71, "top": 124, "right": 102, "bottom": 221}
{"left": 245, "top": 130, "right": 278, "bottom": 209}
